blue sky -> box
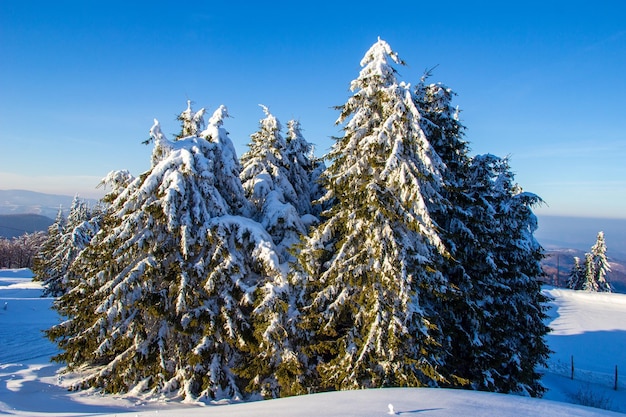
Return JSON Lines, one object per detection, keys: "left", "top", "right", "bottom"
{"left": 1, "top": 1, "right": 625, "bottom": 218}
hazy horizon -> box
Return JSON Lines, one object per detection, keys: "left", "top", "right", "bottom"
{"left": 2, "top": 188, "right": 625, "bottom": 258}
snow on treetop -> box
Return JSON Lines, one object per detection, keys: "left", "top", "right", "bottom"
{"left": 207, "top": 105, "right": 229, "bottom": 129}
{"left": 258, "top": 104, "right": 282, "bottom": 133}
{"left": 353, "top": 37, "right": 405, "bottom": 90}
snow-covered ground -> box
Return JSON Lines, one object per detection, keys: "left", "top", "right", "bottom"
{"left": 1, "top": 269, "right": 625, "bottom": 416}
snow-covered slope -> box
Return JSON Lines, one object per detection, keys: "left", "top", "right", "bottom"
{"left": 542, "top": 286, "right": 626, "bottom": 411}
{"left": 1, "top": 270, "right": 624, "bottom": 416}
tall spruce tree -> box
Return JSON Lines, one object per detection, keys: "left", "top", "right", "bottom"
{"left": 292, "top": 38, "right": 453, "bottom": 391}
{"left": 46, "top": 103, "right": 281, "bottom": 401}
{"left": 413, "top": 77, "right": 550, "bottom": 395}
{"left": 463, "top": 154, "right": 550, "bottom": 396}
{"left": 236, "top": 110, "right": 313, "bottom": 398}
{"left": 413, "top": 77, "right": 482, "bottom": 390}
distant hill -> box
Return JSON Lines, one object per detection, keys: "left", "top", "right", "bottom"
{"left": 0, "top": 189, "right": 99, "bottom": 219}
{"left": 0, "top": 213, "right": 54, "bottom": 239}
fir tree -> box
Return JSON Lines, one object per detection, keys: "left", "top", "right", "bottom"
{"left": 413, "top": 76, "right": 480, "bottom": 391}
{"left": 582, "top": 231, "right": 612, "bottom": 292}
{"left": 590, "top": 231, "right": 612, "bottom": 292}
{"left": 293, "top": 38, "right": 453, "bottom": 391}
{"left": 568, "top": 256, "right": 585, "bottom": 290}
{"left": 284, "top": 119, "right": 325, "bottom": 219}
{"left": 32, "top": 208, "right": 66, "bottom": 291}
{"left": 47, "top": 103, "right": 281, "bottom": 401}
{"left": 236, "top": 111, "right": 314, "bottom": 398}
{"left": 33, "top": 197, "right": 102, "bottom": 297}
{"left": 583, "top": 252, "right": 597, "bottom": 291}
{"left": 464, "top": 154, "right": 550, "bottom": 396}
{"left": 240, "top": 106, "right": 306, "bottom": 262}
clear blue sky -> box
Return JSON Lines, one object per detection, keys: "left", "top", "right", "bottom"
{"left": 1, "top": 1, "right": 625, "bottom": 218}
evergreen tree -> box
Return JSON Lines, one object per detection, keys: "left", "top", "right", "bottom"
{"left": 414, "top": 72, "right": 550, "bottom": 395}
{"left": 240, "top": 106, "right": 306, "bottom": 262}
{"left": 284, "top": 119, "right": 325, "bottom": 219}
{"left": 590, "top": 231, "right": 612, "bottom": 292}
{"left": 465, "top": 155, "right": 550, "bottom": 396}
{"left": 47, "top": 103, "right": 281, "bottom": 401}
{"left": 582, "top": 231, "right": 612, "bottom": 292}
{"left": 583, "top": 252, "right": 597, "bottom": 291}
{"left": 293, "top": 38, "right": 453, "bottom": 391}
{"left": 235, "top": 111, "right": 315, "bottom": 398}
{"left": 176, "top": 100, "right": 206, "bottom": 139}
{"left": 413, "top": 76, "right": 481, "bottom": 391}
{"left": 32, "top": 208, "right": 66, "bottom": 290}
{"left": 33, "top": 197, "right": 102, "bottom": 297}
{"left": 568, "top": 256, "right": 585, "bottom": 290}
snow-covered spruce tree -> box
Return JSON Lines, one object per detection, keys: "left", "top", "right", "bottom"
{"left": 589, "top": 231, "right": 612, "bottom": 292}
{"left": 413, "top": 78, "right": 550, "bottom": 395}
{"left": 176, "top": 100, "right": 206, "bottom": 139}
{"left": 413, "top": 76, "right": 483, "bottom": 390}
{"left": 284, "top": 119, "right": 326, "bottom": 220}
{"left": 237, "top": 254, "right": 309, "bottom": 399}
{"left": 293, "top": 38, "right": 454, "bottom": 391}
{"left": 33, "top": 197, "right": 102, "bottom": 297}
{"left": 568, "top": 256, "right": 585, "bottom": 290}
{"left": 462, "top": 154, "right": 550, "bottom": 396}
{"left": 240, "top": 105, "right": 307, "bottom": 262}
{"left": 47, "top": 103, "right": 282, "bottom": 401}
{"left": 583, "top": 252, "right": 597, "bottom": 291}
{"left": 32, "top": 208, "right": 66, "bottom": 291}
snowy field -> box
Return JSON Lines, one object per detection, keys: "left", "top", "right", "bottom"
{"left": 1, "top": 269, "right": 625, "bottom": 416}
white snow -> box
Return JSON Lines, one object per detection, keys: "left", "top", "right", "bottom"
{"left": 1, "top": 269, "right": 625, "bottom": 416}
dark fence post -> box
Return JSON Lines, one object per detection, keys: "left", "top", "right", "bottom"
{"left": 571, "top": 355, "right": 575, "bottom": 380}
{"left": 615, "top": 365, "right": 618, "bottom": 391}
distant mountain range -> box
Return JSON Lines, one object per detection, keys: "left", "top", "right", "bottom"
{"left": 0, "top": 189, "right": 99, "bottom": 220}
{"left": 0, "top": 214, "right": 54, "bottom": 239}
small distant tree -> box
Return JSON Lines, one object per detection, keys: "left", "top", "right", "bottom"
{"left": 583, "top": 252, "right": 597, "bottom": 291}
{"left": 582, "top": 231, "right": 612, "bottom": 292}
{"left": 568, "top": 256, "right": 585, "bottom": 290}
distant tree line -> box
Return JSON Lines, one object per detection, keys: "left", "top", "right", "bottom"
{"left": 0, "top": 232, "right": 47, "bottom": 268}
